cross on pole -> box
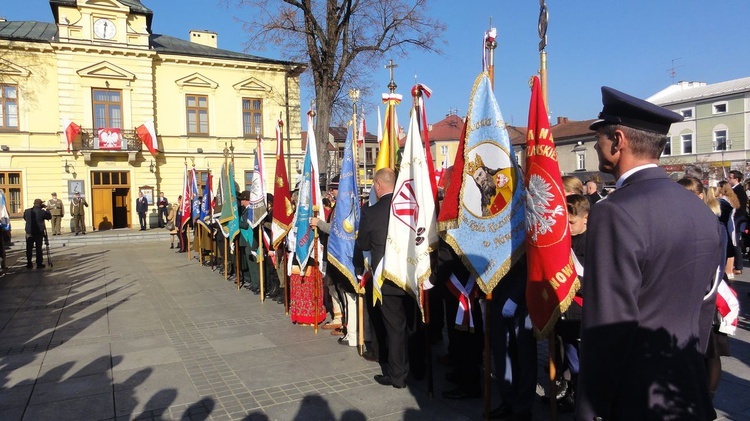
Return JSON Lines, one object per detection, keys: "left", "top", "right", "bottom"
{"left": 385, "top": 59, "right": 398, "bottom": 93}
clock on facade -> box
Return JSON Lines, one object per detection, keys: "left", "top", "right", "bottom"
{"left": 93, "top": 18, "right": 116, "bottom": 40}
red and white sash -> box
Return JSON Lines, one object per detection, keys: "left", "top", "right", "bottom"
{"left": 447, "top": 273, "right": 478, "bottom": 331}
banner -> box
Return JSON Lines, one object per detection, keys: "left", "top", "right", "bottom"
{"left": 272, "top": 119, "right": 294, "bottom": 248}
{"left": 180, "top": 163, "right": 191, "bottom": 229}
{"left": 439, "top": 73, "right": 526, "bottom": 295}
{"left": 327, "top": 124, "right": 361, "bottom": 291}
{"left": 219, "top": 163, "right": 240, "bottom": 243}
{"left": 190, "top": 168, "right": 201, "bottom": 222}
{"left": 198, "top": 172, "right": 212, "bottom": 227}
{"left": 97, "top": 128, "right": 123, "bottom": 150}
{"left": 248, "top": 143, "right": 268, "bottom": 228}
{"left": 525, "top": 75, "right": 579, "bottom": 336}
{"left": 379, "top": 109, "right": 439, "bottom": 308}
{"left": 292, "top": 112, "right": 324, "bottom": 269}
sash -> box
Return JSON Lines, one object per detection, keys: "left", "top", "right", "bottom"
{"left": 447, "top": 273, "right": 478, "bottom": 331}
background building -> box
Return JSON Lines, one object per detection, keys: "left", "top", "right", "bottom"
{"left": 0, "top": 0, "right": 304, "bottom": 231}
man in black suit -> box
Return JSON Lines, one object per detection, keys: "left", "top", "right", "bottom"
{"left": 136, "top": 191, "right": 149, "bottom": 230}
{"left": 356, "top": 168, "right": 423, "bottom": 389}
{"left": 728, "top": 170, "right": 747, "bottom": 273}
{"left": 576, "top": 87, "right": 722, "bottom": 421}
{"left": 584, "top": 179, "right": 602, "bottom": 205}
{"left": 24, "top": 199, "right": 51, "bottom": 269}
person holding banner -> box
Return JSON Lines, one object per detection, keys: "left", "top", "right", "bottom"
{"left": 357, "top": 168, "right": 425, "bottom": 389}
{"left": 576, "top": 87, "right": 722, "bottom": 421}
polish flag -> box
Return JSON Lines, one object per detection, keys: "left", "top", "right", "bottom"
{"left": 62, "top": 118, "right": 81, "bottom": 153}
{"left": 136, "top": 121, "right": 159, "bottom": 156}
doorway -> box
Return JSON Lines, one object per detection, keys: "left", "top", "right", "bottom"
{"left": 91, "top": 171, "right": 131, "bottom": 230}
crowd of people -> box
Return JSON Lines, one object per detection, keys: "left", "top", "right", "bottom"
{"left": 14, "top": 86, "right": 742, "bottom": 420}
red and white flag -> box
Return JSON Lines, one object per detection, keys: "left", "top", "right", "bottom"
{"left": 62, "top": 118, "right": 81, "bottom": 153}
{"left": 525, "top": 76, "right": 579, "bottom": 336}
{"left": 136, "top": 121, "right": 158, "bottom": 156}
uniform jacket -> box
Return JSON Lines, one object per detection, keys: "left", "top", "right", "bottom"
{"left": 356, "top": 193, "right": 402, "bottom": 296}
{"left": 576, "top": 167, "right": 722, "bottom": 421}
{"left": 47, "top": 198, "right": 64, "bottom": 216}
{"left": 24, "top": 205, "right": 51, "bottom": 236}
{"left": 70, "top": 197, "right": 88, "bottom": 216}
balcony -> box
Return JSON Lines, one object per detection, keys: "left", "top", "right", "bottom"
{"left": 78, "top": 128, "right": 143, "bottom": 164}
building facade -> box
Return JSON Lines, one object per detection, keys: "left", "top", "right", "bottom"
{"left": 0, "top": 0, "right": 304, "bottom": 232}
{"left": 648, "top": 77, "right": 750, "bottom": 183}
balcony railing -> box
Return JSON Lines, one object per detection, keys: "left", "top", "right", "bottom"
{"left": 79, "top": 128, "right": 142, "bottom": 151}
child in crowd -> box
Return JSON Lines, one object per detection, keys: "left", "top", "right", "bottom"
{"left": 554, "top": 193, "right": 589, "bottom": 412}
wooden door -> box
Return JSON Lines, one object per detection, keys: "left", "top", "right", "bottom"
{"left": 92, "top": 188, "right": 113, "bottom": 231}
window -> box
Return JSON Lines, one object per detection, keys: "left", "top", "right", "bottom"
{"left": 196, "top": 170, "right": 210, "bottom": 193}
{"left": 663, "top": 136, "right": 671, "bottom": 156}
{"left": 0, "top": 84, "right": 18, "bottom": 131}
{"left": 92, "top": 89, "right": 122, "bottom": 130}
{"left": 714, "top": 130, "right": 728, "bottom": 151}
{"left": 576, "top": 151, "right": 586, "bottom": 171}
{"left": 441, "top": 145, "right": 448, "bottom": 156}
{"left": 679, "top": 108, "right": 693, "bottom": 119}
{"left": 242, "top": 98, "right": 263, "bottom": 137}
{"left": 366, "top": 148, "right": 374, "bottom": 164}
{"left": 681, "top": 133, "right": 693, "bottom": 154}
{"left": 713, "top": 102, "right": 727, "bottom": 114}
{"left": 0, "top": 171, "right": 23, "bottom": 217}
{"left": 186, "top": 94, "right": 209, "bottom": 135}
{"left": 244, "top": 170, "right": 254, "bottom": 192}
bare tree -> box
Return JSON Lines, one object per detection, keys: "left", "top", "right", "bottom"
{"left": 231, "top": 0, "right": 446, "bottom": 172}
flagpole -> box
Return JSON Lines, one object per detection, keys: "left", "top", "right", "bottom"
{"left": 386, "top": 59, "right": 398, "bottom": 169}
{"left": 537, "top": 2, "right": 558, "bottom": 419}
{"left": 256, "top": 133, "right": 266, "bottom": 302}
{"left": 223, "top": 144, "right": 230, "bottom": 281}
{"left": 348, "top": 89, "right": 366, "bottom": 356}
{"left": 483, "top": 23, "right": 497, "bottom": 421}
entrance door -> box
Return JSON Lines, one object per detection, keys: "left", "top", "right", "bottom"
{"left": 92, "top": 188, "right": 114, "bottom": 231}
{"left": 91, "top": 171, "right": 130, "bottom": 230}
{"left": 113, "top": 188, "right": 130, "bottom": 229}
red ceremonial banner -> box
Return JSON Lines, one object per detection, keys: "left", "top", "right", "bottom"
{"left": 525, "top": 76, "right": 580, "bottom": 336}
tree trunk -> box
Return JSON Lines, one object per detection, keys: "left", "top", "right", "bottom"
{"left": 313, "top": 86, "right": 334, "bottom": 186}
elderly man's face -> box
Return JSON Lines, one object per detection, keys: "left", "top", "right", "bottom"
{"left": 586, "top": 182, "right": 597, "bottom": 195}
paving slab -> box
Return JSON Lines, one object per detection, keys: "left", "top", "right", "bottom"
{"left": 0, "top": 235, "right": 748, "bottom": 420}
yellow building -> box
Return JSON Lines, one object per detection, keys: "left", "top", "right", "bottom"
{"left": 0, "top": 0, "right": 304, "bottom": 232}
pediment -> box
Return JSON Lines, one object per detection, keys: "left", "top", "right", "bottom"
{"left": 233, "top": 77, "right": 273, "bottom": 93}
{"left": 0, "top": 59, "right": 31, "bottom": 77}
{"left": 175, "top": 73, "right": 219, "bottom": 89}
{"left": 83, "top": 0, "right": 129, "bottom": 12}
{"left": 76, "top": 61, "right": 135, "bottom": 80}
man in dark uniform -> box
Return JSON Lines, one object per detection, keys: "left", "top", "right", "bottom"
{"left": 576, "top": 87, "right": 723, "bottom": 421}
{"left": 24, "top": 199, "right": 51, "bottom": 269}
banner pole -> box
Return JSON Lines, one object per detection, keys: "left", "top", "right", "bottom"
{"left": 259, "top": 230, "right": 266, "bottom": 302}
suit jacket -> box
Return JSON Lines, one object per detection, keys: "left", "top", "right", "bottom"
{"left": 24, "top": 205, "right": 51, "bottom": 236}
{"left": 136, "top": 197, "right": 149, "bottom": 214}
{"left": 731, "top": 183, "right": 747, "bottom": 221}
{"left": 356, "top": 193, "right": 402, "bottom": 296}
{"left": 576, "top": 167, "right": 721, "bottom": 421}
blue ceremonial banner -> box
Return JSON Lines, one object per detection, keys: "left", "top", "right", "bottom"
{"left": 442, "top": 73, "right": 526, "bottom": 294}
{"left": 293, "top": 112, "right": 323, "bottom": 270}
{"left": 198, "top": 172, "right": 212, "bottom": 227}
{"left": 190, "top": 169, "right": 201, "bottom": 222}
{"left": 327, "top": 125, "right": 361, "bottom": 291}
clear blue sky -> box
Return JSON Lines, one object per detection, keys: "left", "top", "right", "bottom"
{"left": 5, "top": 0, "right": 750, "bottom": 130}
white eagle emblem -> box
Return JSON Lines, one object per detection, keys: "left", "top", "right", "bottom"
{"left": 525, "top": 174, "right": 564, "bottom": 242}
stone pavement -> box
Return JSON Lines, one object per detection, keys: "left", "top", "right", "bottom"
{"left": 0, "top": 230, "right": 748, "bottom": 420}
